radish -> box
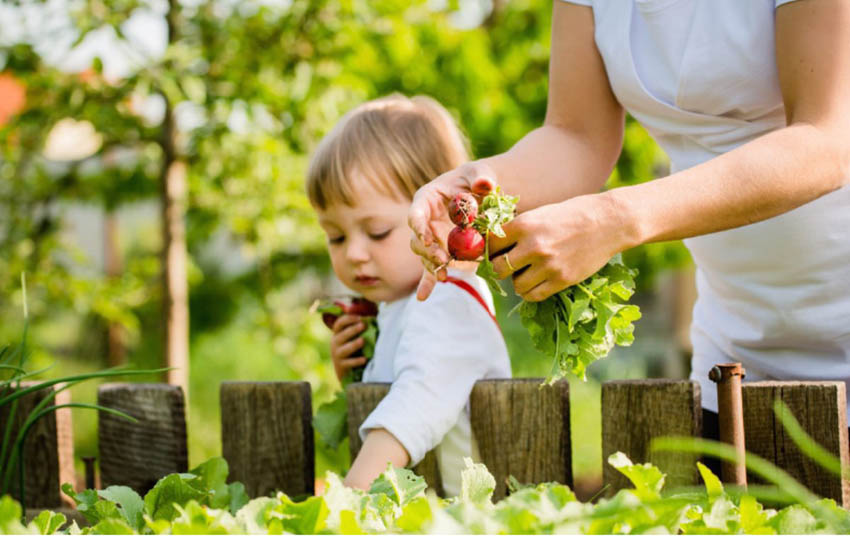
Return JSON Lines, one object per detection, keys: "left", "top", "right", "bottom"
{"left": 448, "top": 226, "right": 485, "bottom": 261}
{"left": 319, "top": 297, "right": 378, "bottom": 328}
{"left": 448, "top": 192, "right": 478, "bottom": 227}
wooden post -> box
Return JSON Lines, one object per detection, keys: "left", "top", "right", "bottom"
{"left": 469, "top": 379, "right": 571, "bottom": 501}
{"left": 602, "top": 379, "right": 702, "bottom": 495}
{"left": 98, "top": 383, "right": 187, "bottom": 495}
{"left": 346, "top": 383, "right": 444, "bottom": 496}
{"left": 0, "top": 383, "right": 74, "bottom": 508}
{"left": 221, "top": 381, "right": 314, "bottom": 498}
{"left": 742, "top": 381, "right": 849, "bottom": 507}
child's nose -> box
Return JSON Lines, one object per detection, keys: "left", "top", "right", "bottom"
{"left": 345, "top": 237, "right": 370, "bottom": 263}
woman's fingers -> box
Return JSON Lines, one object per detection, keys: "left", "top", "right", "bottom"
{"left": 511, "top": 262, "right": 547, "bottom": 297}
{"left": 416, "top": 270, "right": 438, "bottom": 301}
{"left": 410, "top": 235, "right": 449, "bottom": 301}
{"left": 522, "top": 280, "right": 562, "bottom": 303}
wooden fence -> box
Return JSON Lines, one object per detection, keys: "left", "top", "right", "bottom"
{"left": 3, "top": 378, "right": 848, "bottom": 517}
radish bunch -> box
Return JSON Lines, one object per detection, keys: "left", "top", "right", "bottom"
{"left": 447, "top": 192, "right": 485, "bottom": 261}
{"left": 316, "top": 297, "right": 378, "bottom": 382}
{"left": 313, "top": 296, "right": 380, "bottom": 451}
{"left": 447, "top": 186, "right": 518, "bottom": 262}
{"left": 456, "top": 187, "right": 642, "bottom": 383}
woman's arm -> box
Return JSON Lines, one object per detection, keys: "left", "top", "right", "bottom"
{"left": 343, "top": 428, "right": 410, "bottom": 490}
{"left": 480, "top": 1, "right": 625, "bottom": 212}
{"left": 408, "top": 2, "right": 624, "bottom": 299}
{"left": 487, "top": 0, "right": 850, "bottom": 302}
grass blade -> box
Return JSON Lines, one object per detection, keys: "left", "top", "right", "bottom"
{"left": 773, "top": 399, "right": 847, "bottom": 479}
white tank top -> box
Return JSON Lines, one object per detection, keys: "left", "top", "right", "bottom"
{"left": 563, "top": 0, "right": 850, "bottom": 414}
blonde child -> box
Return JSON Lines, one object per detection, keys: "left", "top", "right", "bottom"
{"left": 306, "top": 94, "right": 510, "bottom": 496}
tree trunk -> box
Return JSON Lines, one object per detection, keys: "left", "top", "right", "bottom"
{"left": 161, "top": 155, "right": 189, "bottom": 399}
{"left": 103, "top": 209, "right": 125, "bottom": 366}
{"left": 160, "top": 0, "right": 189, "bottom": 400}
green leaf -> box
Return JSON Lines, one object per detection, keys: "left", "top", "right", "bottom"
{"left": 739, "top": 494, "right": 775, "bottom": 534}
{"left": 394, "top": 496, "right": 432, "bottom": 532}
{"left": 697, "top": 461, "right": 724, "bottom": 500}
{"left": 313, "top": 390, "right": 349, "bottom": 450}
{"left": 368, "top": 465, "right": 427, "bottom": 507}
{"left": 234, "top": 497, "right": 276, "bottom": 534}
{"left": 339, "top": 509, "right": 365, "bottom": 534}
{"left": 97, "top": 486, "right": 144, "bottom": 531}
{"left": 607, "top": 451, "right": 665, "bottom": 501}
{"left": 460, "top": 457, "right": 496, "bottom": 505}
{"left": 476, "top": 237, "right": 506, "bottom": 297}
{"left": 143, "top": 473, "right": 206, "bottom": 521}
{"left": 271, "top": 495, "right": 329, "bottom": 535}
{"left": 90, "top": 517, "right": 135, "bottom": 534}
{"left": 30, "top": 509, "right": 66, "bottom": 534}
{"left": 770, "top": 505, "right": 816, "bottom": 535}
{"left": 228, "top": 482, "right": 249, "bottom": 515}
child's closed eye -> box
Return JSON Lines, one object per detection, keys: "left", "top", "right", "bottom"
{"left": 369, "top": 229, "right": 393, "bottom": 241}
{"left": 328, "top": 235, "right": 345, "bottom": 245}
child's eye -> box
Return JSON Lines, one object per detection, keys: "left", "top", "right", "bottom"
{"left": 328, "top": 236, "right": 345, "bottom": 245}
{"left": 369, "top": 229, "right": 392, "bottom": 241}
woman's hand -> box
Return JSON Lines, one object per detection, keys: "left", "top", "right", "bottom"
{"left": 408, "top": 161, "right": 497, "bottom": 300}
{"left": 488, "top": 193, "right": 631, "bottom": 302}
{"left": 330, "top": 314, "right": 367, "bottom": 382}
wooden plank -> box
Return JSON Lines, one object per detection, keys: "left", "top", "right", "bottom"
{"left": 346, "top": 383, "right": 444, "bottom": 496}
{"left": 743, "top": 381, "right": 849, "bottom": 506}
{"left": 602, "top": 379, "right": 702, "bottom": 495}
{"left": 220, "top": 381, "right": 313, "bottom": 498}
{"left": 98, "top": 383, "right": 187, "bottom": 495}
{"left": 470, "top": 378, "right": 571, "bottom": 501}
{"left": 0, "top": 383, "right": 75, "bottom": 508}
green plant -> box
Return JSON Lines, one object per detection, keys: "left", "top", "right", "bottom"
{"left": 6, "top": 451, "right": 849, "bottom": 534}
{"left": 0, "top": 275, "right": 166, "bottom": 513}
{"left": 474, "top": 189, "right": 642, "bottom": 381}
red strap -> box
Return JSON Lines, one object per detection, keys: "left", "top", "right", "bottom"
{"left": 443, "top": 276, "right": 500, "bottom": 329}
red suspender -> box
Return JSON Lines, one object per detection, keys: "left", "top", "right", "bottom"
{"left": 443, "top": 276, "right": 500, "bottom": 329}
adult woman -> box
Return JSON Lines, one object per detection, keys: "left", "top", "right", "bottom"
{"left": 408, "top": 0, "right": 850, "bottom": 420}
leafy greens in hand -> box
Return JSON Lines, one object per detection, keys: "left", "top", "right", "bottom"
{"left": 474, "top": 188, "right": 641, "bottom": 382}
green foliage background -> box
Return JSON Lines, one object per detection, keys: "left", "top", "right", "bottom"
{"left": 0, "top": 0, "right": 689, "bottom": 484}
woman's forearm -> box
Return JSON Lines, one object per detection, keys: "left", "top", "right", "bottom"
{"left": 479, "top": 121, "right": 623, "bottom": 213}
{"left": 610, "top": 122, "right": 850, "bottom": 249}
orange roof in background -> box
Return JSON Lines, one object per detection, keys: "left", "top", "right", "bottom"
{"left": 0, "top": 73, "right": 26, "bottom": 126}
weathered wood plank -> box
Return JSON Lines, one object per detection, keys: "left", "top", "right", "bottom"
{"left": 221, "top": 381, "right": 313, "bottom": 498}
{"left": 742, "top": 381, "right": 849, "bottom": 507}
{"left": 0, "top": 383, "right": 75, "bottom": 508}
{"left": 346, "top": 383, "right": 444, "bottom": 496}
{"left": 602, "top": 379, "right": 702, "bottom": 495}
{"left": 469, "top": 378, "right": 571, "bottom": 501}
{"left": 98, "top": 383, "right": 187, "bottom": 495}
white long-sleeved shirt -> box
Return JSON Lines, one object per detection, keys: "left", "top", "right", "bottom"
{"left": 359, "top": 267, "right": 511, "bottom": 497}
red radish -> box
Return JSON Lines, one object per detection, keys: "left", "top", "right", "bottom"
{"left": 448, "top": 226, "right": 485, "bottom": 261}
{"left": 448, "top": 192, "right": 478, "bottom": 227}
{"left": 320, "top": 297, "right": 378, "bottom": 329}
{"left": 347, "top": 297, "right": 378, "bottom": 316}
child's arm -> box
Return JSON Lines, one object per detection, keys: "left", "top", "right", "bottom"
{"left": 343, "top": 428, "right": 410, "bottom": 490}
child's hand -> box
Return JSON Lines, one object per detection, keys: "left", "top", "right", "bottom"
{"left": 330, "top": 314, "right": 368, "bottom": 382}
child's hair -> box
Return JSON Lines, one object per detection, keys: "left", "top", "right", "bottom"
{"left": 306, "top": 94, "right": 470, "bottom": 209}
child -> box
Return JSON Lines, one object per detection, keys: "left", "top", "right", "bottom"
{"left": 306, "top": 94, "right": 511, "bottom": 496}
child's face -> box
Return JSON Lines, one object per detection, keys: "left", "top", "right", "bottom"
{"left": 316, "top": 174, "right": 424, "bottom": 303}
